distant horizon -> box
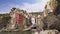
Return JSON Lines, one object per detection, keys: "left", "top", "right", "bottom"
{"left": 0, "top": 9, "right": 43, "bottom": 14}
{"left": 0, "top": 0, "right": 50, "bottom": 14}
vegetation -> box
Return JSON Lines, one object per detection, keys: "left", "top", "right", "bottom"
{"left": 53, "top": 0, "right": 60, "bottom": 15}
{"left": 0, "top": 13, "right": 11, "bottom": 29}
{"left": 57, "top": 14, "right": 60, "bottom": 20}
{"left": 43, "top": 13, "right": 60, "bottom": 31}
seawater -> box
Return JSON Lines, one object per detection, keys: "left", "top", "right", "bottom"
{"left": 0, "top": 31, "right": 32, "bottom": 34}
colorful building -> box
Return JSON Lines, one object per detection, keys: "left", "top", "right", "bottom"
{"left": 9, "top": 8, "right": 27, "bottom": 29}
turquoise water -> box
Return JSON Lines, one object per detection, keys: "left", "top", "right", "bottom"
{"left": 0, "top": 31, "right": 32, "bottom": 34}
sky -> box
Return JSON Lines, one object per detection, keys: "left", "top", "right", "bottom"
{"left": 0, "top": 0, "right": 50, "bottom": 14}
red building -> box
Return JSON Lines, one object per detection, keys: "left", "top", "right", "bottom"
{"left": 15, "top": 13, "right": 24, "bottom": 25}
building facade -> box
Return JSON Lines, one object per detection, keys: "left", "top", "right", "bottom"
{"left": 9, "top": 8, "right": 27, "bottom": 29}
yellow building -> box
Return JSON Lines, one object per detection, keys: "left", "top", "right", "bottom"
{"left": 43, "top": 0, "right": 58, "bottom": 17}
{"left": 45, "top": 0, "right": 58, "bottom": 12}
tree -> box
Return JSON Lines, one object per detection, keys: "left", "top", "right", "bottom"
{"left": 57, "top": 14, "right": 60, "bottom": 20}
{"left": 0, "top": 14, "right": 11, "bottom": 29}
